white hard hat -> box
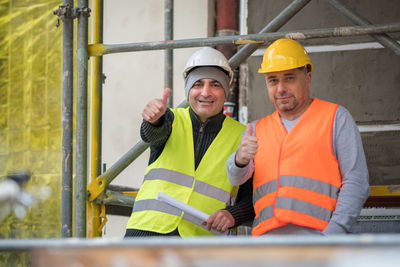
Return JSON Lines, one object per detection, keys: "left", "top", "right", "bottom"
{"left": 182, "top": 47, "right": 233, "bottom": 84}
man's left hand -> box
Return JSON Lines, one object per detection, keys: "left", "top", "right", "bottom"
{"left": 202, "top": 210, "right": 234, "bottom": 232}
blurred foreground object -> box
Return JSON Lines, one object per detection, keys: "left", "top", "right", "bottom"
{"left": 0, "top": 170, "right": 52, "bottom": 224}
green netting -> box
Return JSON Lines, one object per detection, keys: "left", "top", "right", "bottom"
{"left": 0, "top": 0, "right": 63, "bottom": 248}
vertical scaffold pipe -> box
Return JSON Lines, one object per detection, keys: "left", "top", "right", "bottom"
{"left": 165, "top": 0, "right": 174, "bottom": 107}
{"left": 76, "top": 0, "right": 89, "bottom": 238}
{"left": 61, "top": 0, "right": 74, "bottom": 238}
{"left": 89, "top": 0, "right": 104, "bottom": 238}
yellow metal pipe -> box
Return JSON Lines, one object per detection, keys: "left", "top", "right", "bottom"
{"left": 88, "top": 43, "right": 105, "bottom": 57}
{"left": 88, "top": 0, "right": 104, "bottom": 238}
{"left": 122, "top": 191, "right": 138, "bottom": 197}
{"left": 369, "top": 185, "right": 400, "bottom": 197}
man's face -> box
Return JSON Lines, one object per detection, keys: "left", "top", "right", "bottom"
{"left": 188, "top": 78, "right": 226, "bottom": 122}
{"left": 265, "top": 68, "right": 312, "bottom": 119}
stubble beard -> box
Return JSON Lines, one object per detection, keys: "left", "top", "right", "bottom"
{"left": 276, "top": 95, "right": 297, "bottom": 112}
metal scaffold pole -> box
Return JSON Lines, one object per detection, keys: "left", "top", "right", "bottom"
{"left": 88, "top": 23, "right": 400, "bottom": 57}
{"left": 61, "top": 0, "right": 74, "bottom": 238}
{"left": 76, "top": 0, "right": 89, "bottom": 237}
{"left": 165, "top": 0, "right": 174, "bottom": 107}
{"left": 88, "top": 0, "right": 104, "bottom": 238}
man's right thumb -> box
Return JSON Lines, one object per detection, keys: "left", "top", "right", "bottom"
{"left": 246, "top": 123, "right": 253, "bottom": 136}
{"left": 162, "top": 88, "right": 170, "bottom": 105}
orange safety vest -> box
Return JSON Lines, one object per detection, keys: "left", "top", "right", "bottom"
{"left": 252, "top": 98, "right": 341, "bottom": 236}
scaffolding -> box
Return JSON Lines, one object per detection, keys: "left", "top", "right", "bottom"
{"left": 55, "top": 0, "right": 400, "bottom": 238}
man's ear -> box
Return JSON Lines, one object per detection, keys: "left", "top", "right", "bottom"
{"left": 306, "top": 72, "right": 312, "bottom": 87}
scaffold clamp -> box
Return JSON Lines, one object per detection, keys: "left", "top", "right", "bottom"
{"left": 53, "top": 4, "right": 91, "bottom": 27}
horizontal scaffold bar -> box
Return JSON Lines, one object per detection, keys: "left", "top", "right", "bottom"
{"left": 87, "top": 140, "right": 149, "bottom": 202}
{"left": 88, "top": 23, "right": 400, "bottom": 56}
{"left": 370, "top": 185, "right": 400, "bottom": 197}
{"left": 93, "top": 190, "right": 135, "bottom": 207}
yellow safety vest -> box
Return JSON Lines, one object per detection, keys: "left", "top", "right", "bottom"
{"left": 126, "top": 107, "right": 245, "bottom": 236}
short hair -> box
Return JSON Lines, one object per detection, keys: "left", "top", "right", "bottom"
{"left": 297, "top": 64, "right": 312, "bottom": 74}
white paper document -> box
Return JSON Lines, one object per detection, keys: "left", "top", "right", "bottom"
{"left": 156, "top": 192, "right": 210, "bottom": 221}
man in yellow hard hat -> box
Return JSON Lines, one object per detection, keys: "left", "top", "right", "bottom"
{"left": 227, "top": 38, "right": 370, "bottom": 236}
{"left": 125, "top": 47, "right": 254, "bottom": 237}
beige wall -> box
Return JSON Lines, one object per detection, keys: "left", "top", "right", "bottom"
{"left": 99, "top": 0, "right": 214, "bottom": 238}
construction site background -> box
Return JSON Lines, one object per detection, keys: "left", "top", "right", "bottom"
{"left": 0, "top": 0, "right": 399, "bottom": 266}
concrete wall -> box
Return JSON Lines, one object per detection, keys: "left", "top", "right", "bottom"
{"left": 244, "top": 0, "right": 400, "bottom": 187}
{"left": 245, "top": 0, "right": 400, "bottom": 122}
{"left": 101, "top": 0, "right": 214, "bottom": 237}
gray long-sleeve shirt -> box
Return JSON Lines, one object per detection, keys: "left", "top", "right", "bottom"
{"left": 226, "top": 105, "right": 370, "bottom": 235}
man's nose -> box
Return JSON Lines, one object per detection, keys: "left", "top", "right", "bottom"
{"left": 276, "top": 81, "right": 286, "bottom": 94}
{"left": 200, "top": 84, "right": 212, "bottom": 96}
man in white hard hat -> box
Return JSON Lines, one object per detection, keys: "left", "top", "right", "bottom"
{"left": 125, "top": 47, "right": 254, "bottom": 237}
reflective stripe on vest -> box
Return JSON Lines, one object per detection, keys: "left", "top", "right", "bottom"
{"left": 133, "top": 198, "right": 182, "bottom": 217}
{"left": 133, "top": 198, "right": 226, "bottom": 236}
{"left": 253, "top": 179, "right": 277, "bottom": 203}
{"left": 253, "top": 175, "right": 340, "bottom": 203}
{"left": 252, "top": 98, "right": 341, "bottom": 235}
{"left": 139, "top": 168, "right": 236, "bottom": 206}
{"left": 144, "top": 168, "right": 194, "bottom": 188}
{"left": 253, "top": 197, "right": 334, "bottom": 228}
{"left": 144, "top": 169, "right": 236, "bottom": 206}
{"left": 253, "top": 205, "right": 273, "bottom": 227}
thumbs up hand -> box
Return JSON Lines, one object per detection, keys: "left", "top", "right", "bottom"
{"left": 235, "top": 123, "right": 258, "bottom": 167}
{"left": 142, "top": 88, "right": 170, "bottom": 125}
{"left": 245, "top": 123, "right": 253, "bottom": 136}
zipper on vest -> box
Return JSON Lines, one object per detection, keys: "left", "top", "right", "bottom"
{"left": 194, "top": 123, "right": 205, "bottom": 169}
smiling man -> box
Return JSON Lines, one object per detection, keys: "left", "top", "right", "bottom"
{"left": 227, "top": 38, "right": 370, "bottom": 236}
{"left": 125, "top": 47, "right": 254, "bottom": 237}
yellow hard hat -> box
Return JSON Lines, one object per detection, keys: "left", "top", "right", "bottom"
{"left": 258, "top": 38, "right": 313, "bottom": 73}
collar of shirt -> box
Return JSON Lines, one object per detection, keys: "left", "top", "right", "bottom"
{"left": 189, "top": 108, "right": 225, "bottom": 134}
